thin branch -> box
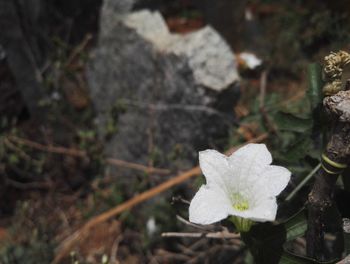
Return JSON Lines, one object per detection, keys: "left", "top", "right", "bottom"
{"left": 285, "top": 163, "right": 321, "bottom": 201}
{"left": 105, "top": 158, "right": 170, "bottom": 175}
{"left": 161, "top": 231, "right": 240, "bottom": 239}
{"left": 8, "top": 136, "right": 86, "bottom": 157}
{"left": 3, "top": 138, "right": 41, "bottom": 165}
{"left": 121, "top": 100, "right": 238, "bottom": 126}
{"left": 226, "top": 133, "right": 268, "bottom": 156}
{"left": 7, "top": 136, "right": 170, "bottom": 175}
{"left": 171, "top": 196, "right": 190, "bottom": 205}
{"left": 176, "top": 215, "right": 215, "bottom": 231}
{"left": 110, "top": 235, "right": 123, "bottom": 264}
{"left": 5, "top": 177, "right": 52, "bottom": 190}
{"left": 65, "top": 33, "right": 93, "bottom": 67}
{"left": 53, "top": 166, "right": 202, "bottom": 264}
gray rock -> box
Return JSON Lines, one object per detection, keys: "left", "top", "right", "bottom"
{"left": 87, "top": 3, "right": 240, "bottom": 179}
{"left": 123, "top": 10, "right": 239, "bottom": 91}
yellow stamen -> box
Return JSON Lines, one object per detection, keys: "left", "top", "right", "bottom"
{"left": 233, "top": 201, "right": 249, "bottom": 211}
{"left": 231, "top": 193, "right": 249, "bottom": 211}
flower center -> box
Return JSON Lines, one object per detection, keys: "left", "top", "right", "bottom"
{"left": 231, "top": 193, "right": 249, "bottom": 211}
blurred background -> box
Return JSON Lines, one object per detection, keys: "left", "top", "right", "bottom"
{"left": 1, "top": 0, "right": 350, "bottom": 263}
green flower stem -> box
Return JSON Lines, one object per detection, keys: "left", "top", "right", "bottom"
{"left": 230, "top": 216, "right": 254, "bottom": 233}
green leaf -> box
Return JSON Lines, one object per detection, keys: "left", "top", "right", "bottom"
{"left": 285, "top": 209, "right": 307, "bottom": 242}
{"left": 251, "top": 93, "right": 282, "bottom": 114}
{"left": 283, "top": 137, "right": 312, "bottom": 162}
{"left": 280, "top": 252, "right": 316, "bottom": 264}
{"left": 280, "top": 251, "right": 338, "bottom": 264}
{"left": 244, "top": 251, "right": 254, "bottom": 264}
{"left": 274, "top": 112, "right": 313, "bottom": 133}
{"left": 242, "top": 209, "right": 309, "bottom": 264}
{"left": 306, "top": 63, "right": 323, "bottom": 111}
{"left": 243, "top": 208, "right": 341, "bottom": 263}
{"left": 241, "top": 223, "right": 286, "bottom": 264}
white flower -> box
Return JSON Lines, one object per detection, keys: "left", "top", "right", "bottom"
{"left": 238, "top": 52, "right": 262, "bottom": 69}
{"left": 189, "top": 143, "right": 291, "bottom": 226}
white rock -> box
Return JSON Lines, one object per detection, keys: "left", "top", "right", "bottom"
{"left": 123, "top": 10, "right": 240, "bottom": 91}
{"left": 124, "top": 10, "right": 173, "bottom": 48}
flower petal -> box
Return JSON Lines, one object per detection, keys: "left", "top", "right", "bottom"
{"left": 227, "top": 143, "right": 272, "bottom": 186}
{"left": 199, "top": 150, "right": 232, "bottom": 190}
{"left": 189, "top": 185, "right": 232, "bottom": 225}
{"left": 232, "top": 196, "right": 277, "bottom": 222}
{"left": 260, "top": 165, "right": 291, "bottom": 196}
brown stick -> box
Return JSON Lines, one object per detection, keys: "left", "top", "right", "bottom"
{"left": 306, "top": 91, "right": 350, "bottom": 260}
{"left": 7, "top": 136, "right": 170, "bottom": 175}
{"left": 65, "top": 33, "right": 93, "bottom": 67}
{"left": 161, "top": 231, "right": 240, "bottom": 239}
{"left": 52, "top": 166, "right": 201, "bottom": 264}
{"left": 8, "top": 135, "right": 86, "bottom": 157}
{"left": 3, "top": 137, "right": 41, "bottom": 165}
{"left": 52, "top": 133, "right": 268, "bottom": 263}
{"left": 105, "top": 158, "right": 170, "bottom": 175}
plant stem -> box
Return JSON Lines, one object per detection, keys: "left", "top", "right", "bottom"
{"left": 285, "top": 163, "right": 321, "bottom": 201}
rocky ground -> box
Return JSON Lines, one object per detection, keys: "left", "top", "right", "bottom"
{"left": 1, "top": 0, "right": 350, "bottom": 263}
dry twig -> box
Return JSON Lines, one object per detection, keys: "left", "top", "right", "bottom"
{"left": 161, "top": 231, "right": 240, "bottom": 239}
{"left": 8, "top": 135, "right": 86, "bottom": 157}
{"left": 105, "top": 158, "right": 170, "bottom": 175}
{"left": 4, "top": 176, "right": 52, "bottom": 190}
{"left": 65, "top": 34, "right": 93, "bottom": 67}
{"left": 3, "top": 137, "right": 41, "bottom": 165}
{"left": 7, "top": 135, "right": 169, "bottom": 175}
{"left": 175, "top": 215, "right": 215, "bottom": 231}
{"left": 110, "top": 235, "right": 123, "bottom": 264}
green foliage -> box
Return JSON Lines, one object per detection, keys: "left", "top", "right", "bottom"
{"left": 242, "top": 209, "right": 341, "bottom": 263}
{"left": 104, "top": 100, "right": 127, "bottom": 139}
{"left": 307, "top": 63, "right": 324, "bottom": 111}
{"left": 279, "top": 252, "right": 336, "bottom": 264}
{"left": 0, "top": 241, "right": 53, "bottom": 264}
{"left": 242, "top": 210, "right": 307, "bottom": 264}
{"left": 233, "top": 63, "right": 325, "bottom": 180}
{"left": 274, "top": 112, "right": 312, "bottom": 133}
{"left": 0, "top": 202, "right": 55, "bottom": 264}
{"left": 232, "top": 63, "right": 344, "bottom": 262}
{"left": 83, "top": 183, "right": 125, "bottom": 219}
{"left": 264, "top": 2, "right": 350, "bottom": 73}
{"left": 234, "top": 89, "right": 317, "bottom": 177}
{"left": 284, "top": 209, "right": 308, "bottom": 242}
